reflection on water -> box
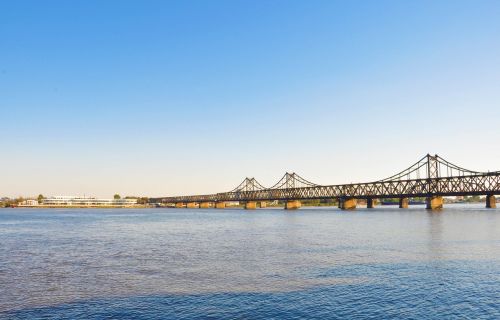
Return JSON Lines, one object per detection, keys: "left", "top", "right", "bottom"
{"left": 0, "top": 205, "right": 499, "bottom": 319}
{"left": 427, "top": 211, "right": 444, "bottom": 260}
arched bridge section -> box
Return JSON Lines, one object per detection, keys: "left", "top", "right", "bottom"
{"left": 151, "top": 154, "right": 500, "bottom": 210}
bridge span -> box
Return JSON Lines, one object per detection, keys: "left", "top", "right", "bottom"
{"left": 151, "top": 154, "right": 500, "bottom": 210}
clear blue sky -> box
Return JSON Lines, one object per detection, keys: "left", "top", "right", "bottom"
{"left": 1, "top": 0, "right": 500, "bottom": 198}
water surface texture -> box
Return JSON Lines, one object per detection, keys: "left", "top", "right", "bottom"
{"left": 1, "top": 205, "right": 499, "bottom": 319}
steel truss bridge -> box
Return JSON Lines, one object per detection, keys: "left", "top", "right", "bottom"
{"left": 152, "top": 154, "right": 500, "bottom": 209}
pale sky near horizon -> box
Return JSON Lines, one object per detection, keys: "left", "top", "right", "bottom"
{"left": 1, "top": 0, "right": 500, "bottom": 198}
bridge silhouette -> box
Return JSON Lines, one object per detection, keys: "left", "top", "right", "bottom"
{"left": 152, "top": 154, "right": 500, "bottom": 210}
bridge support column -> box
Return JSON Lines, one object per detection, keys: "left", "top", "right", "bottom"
{"left": 186, "top": 202, "right": 198, "bottom": 208}
{"left": 199, "top": 202, "right": 211, "bottom": 208}
{"left": 367, "top": 198, "right": 375, "bottom": 209}
{"left": 244, "top": 201, "right": 257, "bottom": 210}
{"left": 426, "top": 196, "right": 443, "bottom": 210}
{"left": 285, "top": 200, "right": 301, "bottom": 210}
{"left": 259, "top": 202, "right": 267, "bottom": 208}
{"left": 215, "top": 202, "right": 226, "bottom": 209}
{"left": 486, "top": 195, "right": 496, "bottom": 208}
{"left": 399, "top": 198, "right": 409, "bottom": 209}
{"left": 339, "top": 198, "right": 356, "bottom": 210}
{"left": 175, "top": 202, "right": 184, "bottom": 208}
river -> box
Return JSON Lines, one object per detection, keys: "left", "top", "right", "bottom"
{"left": 0, "top": 205, "right": 499, "bottom": 319}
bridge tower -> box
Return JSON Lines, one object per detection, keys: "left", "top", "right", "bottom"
{"left": 426, "top": 154, "right": 443, "bottom": 210}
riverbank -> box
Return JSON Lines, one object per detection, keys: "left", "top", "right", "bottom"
{"left": 8, "top": 205, "right": 153, "bottom": 209}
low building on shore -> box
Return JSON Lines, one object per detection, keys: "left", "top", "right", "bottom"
{"left": 18, "top": 199, "right": 39, "bottom": 207}
{"left": 40, "top": 196, "right": 137, "bottom": 207}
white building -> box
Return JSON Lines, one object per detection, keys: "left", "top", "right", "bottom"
{"left": 18, "top": 199, "right": 39, "bottom": 206}
{"left": 41, "top": 196, "right": 137, "bottom": 207}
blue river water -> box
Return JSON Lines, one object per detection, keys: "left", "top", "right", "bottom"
{"left": 0, "top": 205, "right": 499, "bottom": 319}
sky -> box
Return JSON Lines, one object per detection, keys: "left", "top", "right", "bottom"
{"left": 1, "top": 0, "right": 500, "bottom": 198}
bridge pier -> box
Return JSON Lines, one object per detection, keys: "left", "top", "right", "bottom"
{"left": 175, "top": 202, "right": 184, "bottom": 208}
{"left": 486, "top": 195, "right": 496, "bottom": 208}
{"left": 199, "top": 202, "right": 211, "bottom": 208}
{"left": 399, "top": 198, "right": 409, "bottom": 209}
{"left": 244, "top": 201, "right": 257, "bottom": 210}
{"left": 367, "top": 198, "right": 375, "bottom": 209}
{"left": 259, "top": 202, "right": 267, "bottom": 208}
{"left": 285, "top": 200, "right": 301, "bottom": 210}
{"left": 215, "top": 202, "right": 226, "bottom": 209}
{"left": 340, "top": 198, "right": 357, "bottom": 210}
{"left": 426, "top": 196, "right": 443, "bottom": 210}
{"left": 186, "top": 202, "right": 198, "bottom": 208}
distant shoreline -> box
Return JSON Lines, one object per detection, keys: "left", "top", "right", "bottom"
{"left": 7, "top": 205, "right": 152, "bottom": 209}
{"left": 4, "top": 202, "right": 488, "bottom": 209}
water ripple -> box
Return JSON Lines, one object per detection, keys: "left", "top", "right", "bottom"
{"left": 1, "top": 205, "right": 499, "bottom": 319}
